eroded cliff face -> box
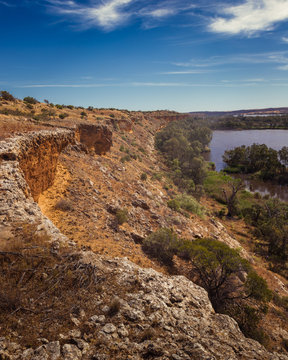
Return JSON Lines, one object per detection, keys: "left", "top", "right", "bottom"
{"left": 76, "top": 123, "right": 113, "bottom": 155}
{"left": 0, "top": 129, "right": 77, "bottom": 246}
{"left": 0, "top": 129, "right": 75, "bottom": 201}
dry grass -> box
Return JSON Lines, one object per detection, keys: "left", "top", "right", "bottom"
{"left": 0, "top": 224, "right": 104, "bottom": 347}
{"left": 0, "top": 120, "right": 47, "bottom": 140}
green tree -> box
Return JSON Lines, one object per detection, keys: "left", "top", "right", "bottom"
{"left": 222, "top": 178, "right": 244, "bottom": 217}
{"left": 181, "top": 238, "right": 271, "bottom": 310}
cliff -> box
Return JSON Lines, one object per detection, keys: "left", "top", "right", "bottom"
{"left": 0, "top": 106, "right": 287, "bottom": 359}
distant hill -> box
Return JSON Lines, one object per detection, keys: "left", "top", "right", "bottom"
{"left": 189, "top": 107, "right": 288, "bottom": 117}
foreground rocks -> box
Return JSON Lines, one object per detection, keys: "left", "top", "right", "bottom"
{"left": 2, "top": 252, "right": 287, "bottom": 360}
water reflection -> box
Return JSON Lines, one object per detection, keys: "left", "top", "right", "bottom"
{"left": 205, "top": 130, "right": 288, "bottom": 202}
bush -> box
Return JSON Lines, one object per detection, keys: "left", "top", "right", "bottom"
{"left": 0, "top": 90, "right": 15, "bottom": 101}
{"left": 140, "top": 173, "right": 147, "bottom": 181}
{"left": 115, "top": 209, "right": 128, "bottom": 225}
{"left": 245, "top": 272, "right": 272, "bottom": 302}
{"left": 140, "top": 327, "right": 155, "bottom": 342}
{"left": 120, "top": 155, "right": 131, "bottom": 163}
{"left": 168, "top": 194, "right": 204, "bottom": 216}
{"left": 107, "top": 297, "right": 121, "bottom": 316}
{"left": 23, "top": 96, "right": 38, "bottom": 104}
{"left": 142, "top": 228, "right": 179, "bottom": 266}
{"left": 273, "top": 293, "right": 288, "bottom": 311}
{"left": 54, "top": 199, "right": 73, "bottom": 211}
{"left": 225, "top": 304, "right": 269, "bottom": 346}
{"left": 81, "top": 111, "right": 87, "bottom": 117}
{"left": 59, "top": 113, "right": 68, "bottom": 119}
{"left": 151, "top": 172, "right": 162, "bottom": 181}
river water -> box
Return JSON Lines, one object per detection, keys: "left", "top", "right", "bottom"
{"left": 205, "top": 130, "right": 288, "bottom": 202}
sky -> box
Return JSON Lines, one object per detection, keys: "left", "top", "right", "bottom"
{"left": 1, "top": 0, "right": 288, "bottom": 112}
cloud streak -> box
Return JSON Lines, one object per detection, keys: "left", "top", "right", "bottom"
{"left": 45, "top": 0, "right": 195, "bottom": 31}
{"left": 17, "top": 81, "right": 264, "bottom": 88}
{"left": 173, "top": 51, "right": 288, "bottom": 70}
{"left": 209, "top": 0, "right": 288, "bottom": 35}
{"left": 0, "top": 1, "right": 15, "bottom": 7}
{"left": 46, "top": 0, "right": 135, "bottom": 30}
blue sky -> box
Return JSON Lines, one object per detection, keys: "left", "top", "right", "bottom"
{"left": 1, "top": 0, "right": 288, "bottom": 111}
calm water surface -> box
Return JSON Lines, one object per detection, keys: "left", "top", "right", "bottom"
{"left": 205, "top": 130, "right": 288, "bottom": 201}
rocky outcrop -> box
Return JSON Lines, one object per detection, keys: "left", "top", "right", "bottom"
{"left": 76, "top": 123, "right": 112, "bottom": 155}
{"left": 0, "top": 129, "right": 75, "bottom": 201}
{"left": 1, "top": 253, "right": 287, "bottom": 359}
{"left": 111, "top": 118, "right": 133, "bottom": 132}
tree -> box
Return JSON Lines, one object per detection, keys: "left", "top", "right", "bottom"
{"left": 245, "top": 199, "right": 288, "bottom": 262}
{"left": 181, "top": 238, "right": 271, "bottom": 311}
{"left": 222, "top": 178, "right": 244, "bottom": 217}
{"left": 279, "top": 146, "right": 288, "bottom": 167}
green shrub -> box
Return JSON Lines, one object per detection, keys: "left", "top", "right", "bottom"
{"left": 151, "top": 172, "right": 162, "bottom": 181}
{"left": 59, "top": 113, "right": 68, "bottom": 119}
{"left": 120, "top": 155, "right": 131, "bottom": 163}
{"left": 245, "top": 272, "right": 272, "bottom": 302}
{"left": 140, "top": 173, "right": 147, "bottom": 181}
{"left": 168, "top": 194, "right": 204, "bottom": 216}
{"left": 23, "top": 96, "right": 38, "bottom": 104}
{"left": 273, "top": 293, "right": 288, "bottom": 311}
{"left": 167, "top": 199, "right": 180, "bottom": 211}
{"left": 225, "top": 304, "right": 269, "bottom": 346}
{"left": 142, "top": 228, "right": 179, "bottom": 266}
{"left": 0, "top": 90, "right": 15, "bottom": 101}
{"left": 81, "top": 111, "right": 87, "bottom": 117}
{"left": 115, "top": 209, "right": 128, "bottom": 225}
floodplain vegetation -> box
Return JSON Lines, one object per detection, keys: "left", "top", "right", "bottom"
{"left": 210, "top": 114, "right": 288, "bottom": 130}
{"left": 154, "top": 118, "right": 288, "bottom": 347}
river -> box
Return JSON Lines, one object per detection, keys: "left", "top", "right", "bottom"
{"left": 205, "top": 129, "right": 288, "bottom": 202}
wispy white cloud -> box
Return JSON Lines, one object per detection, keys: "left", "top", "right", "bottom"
{"left": 17, "top": 81, "right": 263, "bottom": 88}
{"left": 0, "top": 1, "right": 15, "bottom": 7}
{"left": 18, "top": 83, "right": 116, "bottom": 88}
{"left": 45, "top": 0, "right": 195, "bottom": 31}
{"left": 160, "top": 70, "right": 210, "bottom": 74}
{"left": 209, "top": 0, "right": 288, "bottom": 35}
{"left": 173, "top": 51, "right": 288, "bottom": 70}
{"left": 46, "top": 0, "right": 134, "bottom": 30}
{"left": 144, "top": 8, "right": 176, "bottom": 18}
{"left": 282, "top": 36, "right": 288, "bottom": 43}
{"left": 278, "top": 64, "right": 288, "bottom": 70}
